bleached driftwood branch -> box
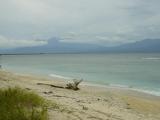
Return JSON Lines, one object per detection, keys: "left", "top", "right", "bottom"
{"left": 65, "top": 79, "right": 83, "bottom": 90}
{"left": 37, "top": 79, "right": 83, "bottom": 91}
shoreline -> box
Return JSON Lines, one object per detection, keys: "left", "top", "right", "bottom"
{"left": 0, "top": 69, "right": 160, "bottom": 120}
{"left": 2, "top": 68, "right": 160, "bottom": 97}
{"left": 2, "top": 69, "right": 160, "bottom": 103}
{"left": 48, "top": 73, "right": 160, "bottom": 97}
{"left": 82, "top": 82, "right": 160, "bottom": 97}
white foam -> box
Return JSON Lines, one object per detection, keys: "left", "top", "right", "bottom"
{"left": 131, "top": 88, "right": 160, "bottom": 97}
{"left": 110, "top": 85, "right": 160, "bottom": 96}
{"left": 83, "top": 82, "right": 160, "bottom": 97}
{"left": 49, "top": 74, "right": 71, "bottom": 79}
{"left": 143, "top": 57, "right": 160, "bottom": 60}
{"left": 109, "top": 84, "right": 160, "bottom": 96}
{"left": 109, "top": 84, "right": 130, "bottom": 88}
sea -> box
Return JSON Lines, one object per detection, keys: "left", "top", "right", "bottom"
{"left": 1, "top": 53, "right": 160, "bottom": 96}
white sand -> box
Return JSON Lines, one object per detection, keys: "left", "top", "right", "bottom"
{"left": 0, "top": 70, "right": 160, "bottom": 120}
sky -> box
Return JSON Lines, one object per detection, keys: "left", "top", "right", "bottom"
{"left": 0, "top": 0, "right": 160, "bottom": 48}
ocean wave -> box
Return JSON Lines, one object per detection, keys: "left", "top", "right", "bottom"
{"left": 131, "top": 88, "right": 160, "bottom": 96}
{"left": 109, "top": 84, "right": 131, "bottom": 88}
{"left": 85, "top": 83, "right": 160, "bottom": 96}
{"left": 142, "top": 57, "right": 160, "bottom": 60}
{"left": 109, "top": 84, "right": 160, "bottom": 96}
{"left": 49, "top": 74, "right": 71, "bottom": 79}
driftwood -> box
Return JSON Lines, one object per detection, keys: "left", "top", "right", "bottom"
{"left": 37, "top": 79, "right": 83, "bottom": 91}
{"left": 65, "top": 79, "right": 83, "bottom": 90}
{"left": 37, "top": 83, "right": 64, "bottom": 89}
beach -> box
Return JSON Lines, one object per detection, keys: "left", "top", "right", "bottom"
{"left": 2, "top": 53, "right": 160, "bottom": 97}
{"left": 1, "top": 0, "right": 160, "bottom": 119}
{"left": 0, "top": 70, "right": 160, "bottom": 120}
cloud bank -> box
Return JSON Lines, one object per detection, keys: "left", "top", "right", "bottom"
{"left": 0, "top": 0, "right": 160, "bottom": 48}
{"left": 0, "top": 35, "right": 47, "bottom": 48}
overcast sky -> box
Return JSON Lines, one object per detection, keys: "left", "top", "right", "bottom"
{"left": 0, "top": 0, "right": 160, "bottom": 48}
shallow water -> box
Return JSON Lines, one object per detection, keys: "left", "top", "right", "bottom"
{"left": 1, "top": 53, "right": 160, "bottom": 96}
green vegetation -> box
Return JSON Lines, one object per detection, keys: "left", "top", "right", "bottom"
{"left": 0, "top": 87, "right": 48, "bottom": 120}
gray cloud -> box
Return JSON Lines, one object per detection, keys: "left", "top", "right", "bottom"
{"left": 0, "top": 35, "right": 47, "bottom": 48}
{"left": 0, "top": 0, "right": 160, "bottom": 47}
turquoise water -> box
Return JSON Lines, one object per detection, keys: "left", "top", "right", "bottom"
{"left": 1, "top": 53, "right": 160, "bottom": 96}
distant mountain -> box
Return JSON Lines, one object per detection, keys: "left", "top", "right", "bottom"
{"left": 104, "top": 39, "right": 160, "bottom": 53}
{"left": 0, "top": 38, "right": 160, "bottom": 54}
{"left": 0, "top": 37, "right": 106, "bottom": 54}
